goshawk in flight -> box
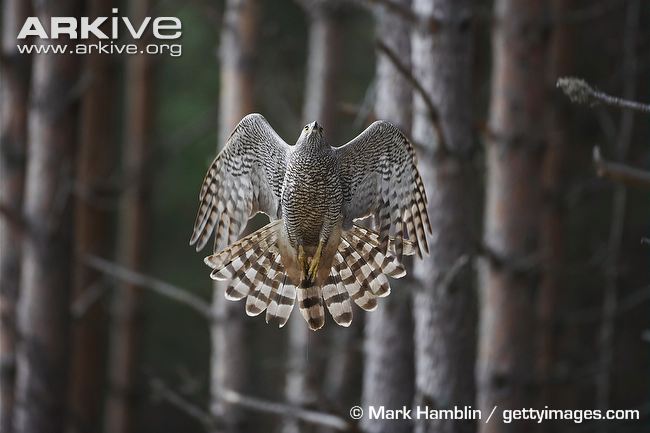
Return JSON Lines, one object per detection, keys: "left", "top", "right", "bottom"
{"left": 190, "top": 114, "right": 430, "bottom": 330}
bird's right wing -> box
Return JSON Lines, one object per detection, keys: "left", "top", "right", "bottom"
{"left": 190, "top": 114, "right": 291, "bottom": 252}
{"left": 334, "top": 121, "right": 430, "bottom": 260}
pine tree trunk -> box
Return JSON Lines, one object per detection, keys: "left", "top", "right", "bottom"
{"left": 537, "top": 0, "right": 575, "bottom": 409}
{"left": 67, "top": 1, "right": 118, "bottom": 431}
{"left": 104, "top": 2, "right": 154, "bottom": 432}
{"left": 411, "top": 1, "right": 478, "bottom": 433}
{"left": 301, "top": 4, "right": 342, "bottom": 133}
{"left": 284, "top": 5, "right": 342, "bottom": 433}
{"left": 477, "top": 1, "right": 549, "bottom": 432}
{"left": 211, "top": 1, "right": 258, "bottom": 432}
{"left": 13, "top": 1, "right": 83, "bottom": 432}
{"left": 0, "top": 2, "right": 31, "bottom": 432}
{"left": 361, "top": 2, "right": 414, "bottom": 432}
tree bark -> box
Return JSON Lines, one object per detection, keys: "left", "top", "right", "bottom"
{"left": 477, "top": 1, "right": 549, "bottom": 432}
{"left": 284, "top": 4, "right": 343, "bottom": 433}
{"left": 537, "top": 0, "right": 575, "bottom": 410}
{"left": 13, "top": 1, "right": 83, "bottom": 432}
{"left": 323, "top": 319, "right": 363, "bottom": 416}
{"left": 67, "top": 1, "right": 118, "bottom": 432}
{"left": 211, "top": 1, "right": 258, "bottom": 432}
{"left": 104, "top": 2, "right": 154, "bottom": 432}
{"left": 301, "top": 3, "right": 342, "bottom": 133}
{"left": 0, "top": 1, "right": 31, "bottom": 432}
{"left": 411, "top": 2, "right": 478, "bottom": 433}
{"left": 361, "top": 2, "right": 414, "bottom": 433}
{"left": 596, "top": 0, "right": 640, "bottom": 419}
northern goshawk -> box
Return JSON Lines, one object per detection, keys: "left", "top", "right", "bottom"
{"left": 190, "top": 114, "right": 430, "bottom": 330}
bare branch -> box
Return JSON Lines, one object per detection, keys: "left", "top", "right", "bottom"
{"left": 220, "top": 388, "right": 352, "bottom": 431}
{"left": 83, "top": 255, "right": 219, "bottom": 321}
{"left": 476, "top": 242, "right": 541, "bottom": 279}
{"left": 436, "top": 254, "right": 471, "bottom": 292}
{"left": 70, "top": 279, "right": 110, "bottom": 319}
{"left": 557, "top": 77, "right": 650, "bottom": 114}
{"left": 593, "top": 147, "right": 650, "bottom": 190}
{"left": 375, "top": 39, "right": 448, "bottom": 157}
{"left": 149, "top": 377, "right": 352, "bottom": 432}
{"left": 150, "top": 378, "right": 219, "bottom": 431}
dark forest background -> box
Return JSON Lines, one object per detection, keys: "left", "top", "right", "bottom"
{"left": 0, "top": 1, "right": 649, "bottom": 433}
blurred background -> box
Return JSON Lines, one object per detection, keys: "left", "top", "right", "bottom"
{"left": 0, "top": 0, "right": 649, "bottom": 433}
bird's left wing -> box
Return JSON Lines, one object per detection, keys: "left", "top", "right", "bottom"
{"left": 190, "top": 114, "right": 291, "bottom": 252}
{"left": 335, "top": 121, "right": 431, "bottom": 260}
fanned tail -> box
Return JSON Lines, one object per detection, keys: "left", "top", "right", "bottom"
{"left": 202, "top": 221, "right": 417, "bottom": 330}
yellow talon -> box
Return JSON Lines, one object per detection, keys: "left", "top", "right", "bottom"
{"left": 307, "top": 240, "right": 324, "bottom": 282}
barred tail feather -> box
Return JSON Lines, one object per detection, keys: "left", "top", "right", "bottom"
{"left": 335, "top": 252, "right": 377, "bottom": 311}
{"left": 322, "top": 272, "right": 353, "bottom": 327}
{"left": 297, "top": 285, "right": 325, "bottom": 330}
{"left": 202, "top": 221, "right": 293, "bottom": 323}
{"left": 349, "top": 223, "right": 417, "bottom": 258}
{"left": 204, "top": 220, "right": 282, "bottom": 275}
{"left": 346, "top": 225, "right": 413, "bottom": 278}
{"left": 246, "top": 252, "right": 283, "bottom": 316}
{"left": 339, "top": 238, "right": 391, "bottom": 297}
{"left": 224, "top": 242, "right": 275, "bottom": 301}
{"left": 266, "top": 275, "right": 296, "bottom": 327}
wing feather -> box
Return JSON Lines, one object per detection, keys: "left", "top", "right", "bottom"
{"left": 335, "top": 121, "right": 431, "bottom": 259}
{"left": 190, "top": 114, "right": 291, "bottom": 252}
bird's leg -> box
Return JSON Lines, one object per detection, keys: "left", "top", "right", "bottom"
{"left": 298, "top": 244, "right": 307, "bottom": 283}
{"left": 307, "top": 239, "right": 324, "bottom": 283}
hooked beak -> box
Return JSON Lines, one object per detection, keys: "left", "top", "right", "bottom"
{"left": 306, "top": 121, "right": 322, "bottom": 137}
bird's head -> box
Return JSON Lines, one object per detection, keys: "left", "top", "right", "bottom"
{"left": 297, "top": 121, "right": 324, "bottom": 146}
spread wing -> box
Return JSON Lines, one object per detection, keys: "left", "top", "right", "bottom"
{"left": 335, "top": 120, "right": 431, "bottom": 260}
{"left": 190, "top": 114, "right": 291, "bottom": 252}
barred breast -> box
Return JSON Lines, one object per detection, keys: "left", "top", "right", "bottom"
{"left": 281, "top": 147, "right": 341, "bottom": 248}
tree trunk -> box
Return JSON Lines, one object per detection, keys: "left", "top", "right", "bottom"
{"left": 323, "top": 318, "right": 363, "bottom": 417}
{"left": 13, "top": 1, "right": 83, "bottom": 432}
{"left": 411, "top": 2, "right": 478, "bottom": 433}
{"left": 477, "top": 1, "right": 548, "bottom": 432}
{"left": 301, "top": 4, "right": 342, "bottom": 133}
{"left": 284, "top": 4, "right": 343, "bottom": 433}
{"left": 0, "top": 1, "right": 31, "bottom": 432}
{"left": 537, "top": 0, "right": 575, "bottom": 409}
{"left": 361, "top": 2, "right": 414, "bottom": 433}
{"left": 211, "top": 1, "right": 258, "bottom": 432}
{"left": 104, "top": 2, "right": 154, "bottom": 432}
{"left": 596, "top": 0, "right": 639, "bottom": 420}
{"left": 67, "top": 1, "right": 118, "bottom": 432}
